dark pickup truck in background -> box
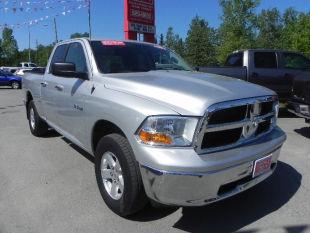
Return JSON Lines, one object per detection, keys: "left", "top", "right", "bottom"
{"left": 199, "top": 49, "right": 310, "bottom": 101}
{"left": 288, "top": 74, "right": 310, "bottom": 123}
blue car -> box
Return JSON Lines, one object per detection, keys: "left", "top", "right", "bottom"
{"left": 0, "top": 70, "right": 22, "bottom": 89}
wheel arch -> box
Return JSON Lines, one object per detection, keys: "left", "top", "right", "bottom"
{"left": 25, "top": 91, "right": 33, "bottom": 119}
{"left": 91, "top": 119, "right": 127, "bottom": 154}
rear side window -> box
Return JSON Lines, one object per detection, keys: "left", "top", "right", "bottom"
{"left": 283, "top": 53, "right": 310, "bottom": 70}
{"left": 254, "top": 52, "right": 277, "bottom": 68}
{"left": 225, "top": 53, "right": 243, "bottom": 67}
{"left": 65, "top": 43, "right": 88, "bottom": 73}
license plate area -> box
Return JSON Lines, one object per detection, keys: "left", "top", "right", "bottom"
{"left": 253, "top": 155, "right": 272, "bottom": 178}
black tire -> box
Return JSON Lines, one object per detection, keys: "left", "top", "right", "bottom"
{"left": 95, "top": 133, "right": 148, "bottom": 216}
{"left": 11, "top": 81, "right": 21, "bottom": 89}
{"left": 28, "top": 100, "right": 49, "bottom": 137}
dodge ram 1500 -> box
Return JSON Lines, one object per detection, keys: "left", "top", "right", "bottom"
{"left": 23, "top": 39, "right": 287, "bottom": 216}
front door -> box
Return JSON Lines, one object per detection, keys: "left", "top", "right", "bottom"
{"left": 53, "top": 42, "right": 91, "bottom": 146}
{"left": 40, "top": 43, "right": 69, "bottom": 125}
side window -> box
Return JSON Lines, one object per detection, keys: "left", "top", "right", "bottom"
{"left": 283, "top": 53, "right": 310, "bottom": 70}
{"left": 65, "top": 43, "right": 88, "bottom": 73}
{"left": 225, "top": 53, "right": 243, "bottom": 67}
{"left": 49, "top": 44, "right": 69, "bottom": 72}
{"left": 254, "top": 52, "right": 277, "bottom": 68}
{"left": 24, "top": 63, "right": 28, "bottom": 67}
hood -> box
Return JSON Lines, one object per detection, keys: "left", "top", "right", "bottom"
{"left": 102, "top": 70, "right": 275, "bottom": 116}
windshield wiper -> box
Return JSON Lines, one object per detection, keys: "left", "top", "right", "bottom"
{"left": 154, "top": 64, "right": 191, "bottom": 71}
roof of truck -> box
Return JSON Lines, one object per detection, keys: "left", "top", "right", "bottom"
{"left": 58, "top": 38, "right": 157, "bottom": 46}
{"left": 232, "top": 49, "right": 305, "bottom": 54}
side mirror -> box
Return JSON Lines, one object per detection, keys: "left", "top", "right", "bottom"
{"left": 51, "top": 63, "right": 88, "bottom": 80}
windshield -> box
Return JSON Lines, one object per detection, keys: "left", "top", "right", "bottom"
{"left": 90, "top": 41, "right": 193, "bottom": 74}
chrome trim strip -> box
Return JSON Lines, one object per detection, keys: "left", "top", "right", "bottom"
{"left": 206, "top": 112, "right": 275, "bottom": 133}
{"left": 193, "top": 95, "right": 278, "bottom": 155}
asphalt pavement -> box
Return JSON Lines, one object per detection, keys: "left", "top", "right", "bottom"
{"left": 0, "top": 87, "right": 309, "bottom": 233}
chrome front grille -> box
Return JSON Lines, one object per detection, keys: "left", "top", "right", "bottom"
{"left": 194, "top": 96, "right": 278, "bottom": 154}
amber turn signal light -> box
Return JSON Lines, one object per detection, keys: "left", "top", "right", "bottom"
{"left": 139, "top": 130, "right": 173, "bottom": 145}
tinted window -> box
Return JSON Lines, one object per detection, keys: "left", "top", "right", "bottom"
{"left": 24, "top": 63, "right": 28, "bottom": 67}
{"left": 50, "top": 44, "right": 69, "bottom": 66}
{"left": 29, "top": 63, "right": 37, "bottom": 67}
{"left": 283, "top": 53, "right": 310, "bottom": 70}
{"left": 65, "top": 43, "right": 88, "bottom": 73}
{"left": 0, "top": 70, "right": 12, "bottom": 76}
{"left": 90, "top": 41, "right": 192, "bottom": 74}
{"left": 225, "top": 53, "right": 243, "bottom": 67}
{"left": 254, "top": 52, "right": 277, "bottom": 68}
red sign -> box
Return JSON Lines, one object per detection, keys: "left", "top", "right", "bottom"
{"left": 124, "top": 0, "right": 155, "bottom": 43}
{"left": 127, "top": 0, "right": 155, "bottom": 25}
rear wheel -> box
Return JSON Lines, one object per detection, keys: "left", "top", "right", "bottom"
{"left": 28, "top": 101, "right": 48, "bottom": 137}
{"left": 11, "top": 81, "right": 20, "bottom": 89}
{"left": 95, "top": 133, "right": 148, "bottom": 216}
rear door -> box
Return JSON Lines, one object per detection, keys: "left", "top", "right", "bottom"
{"left": 41, "top": 43, "right": 69, "bottom": 125}
{"left": 249, "top": 51, "right": 289, "bottom": 99}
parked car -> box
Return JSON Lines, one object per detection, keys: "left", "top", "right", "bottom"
{"left": 199, "top": 49, "right": 310, "bottom": 101}
{"left": 19, "top": 62, "right": 37, "bottom": 68}
{"left": 0, "top": 70, "right": 22, "bottom": 89}
{"left": 288, "top": 73, "right": 310, "bottom": 123}
{"left": 1, "top": 62, "right": 38, "bottom": 75}
{"left": 23, "top": 39, "right": 286, "bottom": 216}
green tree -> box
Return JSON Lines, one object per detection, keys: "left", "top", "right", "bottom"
{"left": 70, "top": 32, "right": 90, "bottom": 39}
{"left": 0, "top": 27, "right": 19, "bottom": 66}
{"left": 256, "top": 8, "right": 283, "bottom": 49}
{"left": 159, "top": 33, "right": 165, "bottom": 46}
{"left": 282, "top": 12, "right": 310, "bottom": 56}
{"left": 165, "top": 27, "right": 186, "bottom": 57}
{"left": 186, "top": 16, "right": 218, "bottom": 66}
{"left": 217, "top": 0, "right": 259, "bottom": 63}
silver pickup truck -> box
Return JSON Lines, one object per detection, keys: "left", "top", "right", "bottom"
{"left": 23, "top": 39, "right": 286, "bottom": 216}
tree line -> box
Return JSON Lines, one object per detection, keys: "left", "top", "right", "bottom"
{"left": 0, "top": 31, "right": 89, "bottom": 67}
{"left": 160, "top": 0, "right": 310, "bottom": 66}
{"left": 1, "top": 0, "right": 309, "bottom": 67}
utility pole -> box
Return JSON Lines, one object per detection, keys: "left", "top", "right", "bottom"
{"left": 28, "top": 25, "right": 31, "bottom": 62}
{"left": 53, "top": 17, "right": 58, "bottom": 43}
{"left": 35, "top": 39, "right": 38, "bottom": 63}
{"left": 88, "top": 0, "right": 92, "bottom": 39}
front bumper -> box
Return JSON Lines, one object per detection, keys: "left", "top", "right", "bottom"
{"left": 137, "top": 127, "right": 286, "bottom": 206}
{"left": 287, "top": 101, "right": 310, "bottom": 119}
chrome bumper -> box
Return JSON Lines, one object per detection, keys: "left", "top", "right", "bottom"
{"left": 287, "top": 101, "right": 310, "bottom": 119}
{"left": 140, "top": 147, "right": 281, "bottom": 207}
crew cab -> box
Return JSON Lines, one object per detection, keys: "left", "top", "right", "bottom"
{"left": 23, "top": 39, "right": 286, "bottom": 216}
{"left": 0, "top": 70, "right": 22, "bottom": 89}
{"left": 199, "top": 49, "right": 310, "bottom": 101}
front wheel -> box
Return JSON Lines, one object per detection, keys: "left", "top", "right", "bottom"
{"left": 95, "top": 134, "right": 148, "bottom": 216}
{"left": 11, "top": 81, "right": 20, "bottom": 89}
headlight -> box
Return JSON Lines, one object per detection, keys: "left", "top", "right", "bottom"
{"left": 136, "top": 116, "right": 199, "bottom": 147}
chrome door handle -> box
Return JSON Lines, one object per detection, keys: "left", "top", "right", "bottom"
{"left": 40, "top": 82, "right": 48, "bottom": 87}
{"left": 54, "top": 85, "right": 64, "bottom": 91}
